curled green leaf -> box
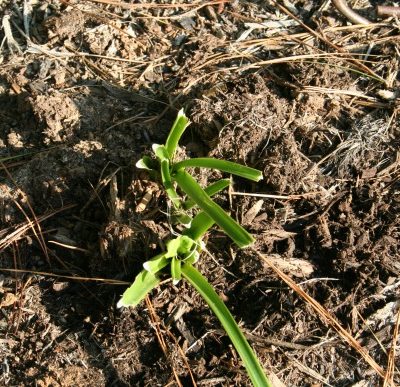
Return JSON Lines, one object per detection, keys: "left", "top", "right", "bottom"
{"left": 165, "top": 109, "right": 190, "bottom": 159}
{"left": 152, "top": 144, "right": 170, "bottom": 161}
{"left": 136, "top": 155, "right": 158, "bottom": 170}
{"left": 166, "top": 235, "right": 195, "bottom": 258}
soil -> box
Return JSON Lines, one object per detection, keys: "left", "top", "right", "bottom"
{"left": 0, "top": 1, "right": 399, "bottom": 386}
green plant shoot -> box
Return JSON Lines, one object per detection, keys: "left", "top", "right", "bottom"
{"left": 118, "top": 109, "right": 271, "bottom": 386}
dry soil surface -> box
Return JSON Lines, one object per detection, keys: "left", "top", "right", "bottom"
{"left": 0, "top": 1, "right": 399, "bottom": 386}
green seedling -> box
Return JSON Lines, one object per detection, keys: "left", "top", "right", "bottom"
{"left": 119, "top": 109, "right": 271, "bottom": 387}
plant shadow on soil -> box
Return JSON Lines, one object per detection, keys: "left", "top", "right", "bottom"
{"left": 1, "top": 66, "right": 279, "bottom": 385}
{"left": 0, "top": 72, "right": 184, "bottom": 385}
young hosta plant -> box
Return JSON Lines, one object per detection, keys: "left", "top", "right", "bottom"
{"left": 118, "top": 109, "right": 271, "bottom": 387}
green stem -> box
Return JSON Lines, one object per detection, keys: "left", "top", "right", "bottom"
{"left": 181, "top": 264, "right": 272, "bottom": 387}
{"left": 183, "top": 211, "right": 214, "bottom": 241}
{"left": 161, "top": 159, "right": 181, "bottom": 208}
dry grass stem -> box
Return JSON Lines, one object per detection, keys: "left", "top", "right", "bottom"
{"left": 86, "top": 0, "right": 229, "bottom": 10}
{"left": 230, "top": 191, "right": 327, "bottom": 200}
{"left": 268, "top": 0, "right": 385, "bottom": 83}
{"left": 0, "top": 267, "right": 130, "bottom": 285}
{"left": 145, "top": 296, "right": 184, "bottom": 387}
{"left": 0, "top": 205, "right": 75, "bottom": 252}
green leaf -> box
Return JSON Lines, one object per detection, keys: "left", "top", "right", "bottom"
{"left": 165, "top": 238, "right": 181, "bottom": 258}
{"left": 171, "top": 256, "right": 182, "bottom": 284}
{"left": 182, "top": 264, "right": 272, "bottom": 387}
{"left": 166, "top": 235, "right": 195, "bottom": 258}
{"left": 172, "top": 158, "right": 263, "bottom": 182}
{"left": 165, "top": 109, "right": 190, "bottom": 159}
{"left": 143, "top": 253, "right": 169, "bottom": 274}
{"left": 183, "top": 211, "right": 214, "bottom": 241}
{"left": 177, "top": 235, "right": 195, "bottom": 254}
{"left": 117, "top": 270, "right": 160, "bottom": 308}
{"left": 173, "top": 170, "right": 255, "bottom": 248}
{"left": 136, "top": 155, "right": 157, "bottom": 170}
{"left": 183, "top": 179, "right": 231, "bottom": 210}
{"left": 184, "top": 249, "right": 200, "bottom": 265}
{"left": 170, "top": 208, "right": 192, "bottom": 227}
